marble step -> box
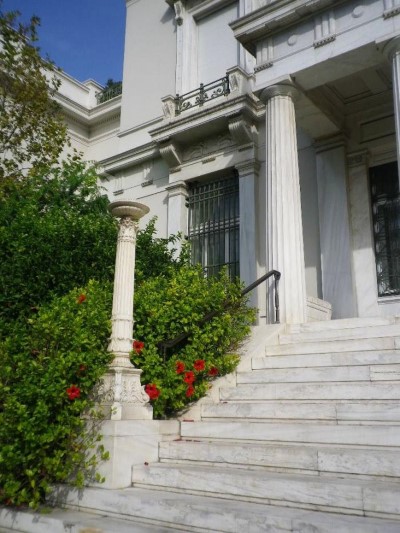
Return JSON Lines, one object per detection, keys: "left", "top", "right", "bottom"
{"left": 46, "top": 486, "right": 400, "bottom": 533}
{"left": 220, "top": 382, "right": 400, "bottom": 401}
{"left": 253, "top": 351, "right": 400, "bottom": 369}
{"left": 132, "top": 463, "right": 400, "bottom": 517}
{"left": 265, "top": 336, "right": 400, "bottom": 356}
{"left": 237, "top": 364, "right": 400, "bottom": 383}
{"left": 201, "top": 400, "right": 400, "bottom": 423}
{"left": 159, "top": 440, "right": 400, "bottom": 478}
{"left": 0, "top": 506, "right": 171, "bottom": 533}
{"left": 180, "top": 420, "right": 400, "bottom": 446}
{"left": 279, "top": 324, "right": 400, "bottom": 345}
{"left": 288, "top": 316, "right": 397, "bottom": 334}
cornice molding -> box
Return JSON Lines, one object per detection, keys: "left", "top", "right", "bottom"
{"left": 231, "top": 0, "right": 348, "bottom": 54}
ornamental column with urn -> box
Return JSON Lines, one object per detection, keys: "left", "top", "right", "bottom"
{"left": 99, "top": 200, "right": 153, "bottom": 421}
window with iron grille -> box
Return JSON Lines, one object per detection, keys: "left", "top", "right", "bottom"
{"left": 370, "top": 161, "right": 400, "bottom": 296}
{"left": 187, "top": 172, "right": 239, "bottom": 279}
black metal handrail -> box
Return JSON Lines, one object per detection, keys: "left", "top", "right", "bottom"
{"left": 175, "top": 74, "right": 230, "bottom": 116}
{"left": 158, "top": 269, "right": 281, "bottom": 359}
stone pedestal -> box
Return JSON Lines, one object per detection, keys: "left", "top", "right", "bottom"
{"left": 95, "top": 420, "right": 180, "bottom": 489}
{"left": 260, "top": 82, "right": 307, "bottom": 324}
{"left": 100, "top": 200, "right": 152, "bottom": 421}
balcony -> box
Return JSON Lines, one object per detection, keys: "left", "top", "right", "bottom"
{"left": 174, "top": 75, "right": 230, "bottom": 116}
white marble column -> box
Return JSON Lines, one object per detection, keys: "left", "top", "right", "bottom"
{"left": 260, "top": 82, "right": 307, "bottom": 324}
{"left": 384, "top": 37, "right": 400, "bottom": 181}
{"left": 99, "top": 201, "right": 153, "bottom": 421}
{"left": 316, "top": 136, "right": 356, "bottom": 319}
{"left": 236, "top": 159, "right": 259, "bottom": 309}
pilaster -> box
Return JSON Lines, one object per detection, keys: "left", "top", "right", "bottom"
{"left": 315, "top": 135, "right": 356, "bottom": 318}
{"left": 259, "top": 81, "right": 307, "bottom": 324}
{"left": 383, "top": 36, "right": 400, "bottom": 181}
{"left": 347, "top": 150, "right": 379, "bottom": 317}
{"left": 166, "top": 181, "right": 188, "bottom": 250}
{"left": 236, "top": 159, "right": 259, "bottom": 309}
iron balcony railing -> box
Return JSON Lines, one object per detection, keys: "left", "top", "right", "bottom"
{"left": 96, "top": 82, "right": 122, "bottom": 105}
{"left": 158, "top": 269, "right": 281, "bottom": 360}
{"left": 175, "top": 74, "right": 230, "bottom": 116}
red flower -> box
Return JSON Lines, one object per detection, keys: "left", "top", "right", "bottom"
{"left": 133, "top": 340, "right": 145, "bottom": 354}
{"left": 186, "top": 385, "right": 195, "bottom": 397}
{"left": 77, "top": 294, "right": 86, "bottom": 304}
{"left": 66, "top": 385, "right": 81, "bottom": 400}
{"left": 183, "top": 371, "right": 195, "bottom": 384}
{"left": 78, "top": 364, "right": 87, "bottom": 373}
{"left": 176, "top": 361, "right": 185, "bottom": 374}
{"left": 193, "top": 359, "right": 205, "bottom": 372}
{"left": 208, "top": 366, "right": 219, "bottom": 377}
{"left": 145, "top": 383, "right": 160, "bottom": 400}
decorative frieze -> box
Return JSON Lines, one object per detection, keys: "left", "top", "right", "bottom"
{"left": 255, "top": 37, "right": 274, "bottom": 72}
{"left": 314, "top": 10, "right": 336, "bottom": 48}
{"left": 182, "top": 132, "right": 234, "bottom": 161}
{"left": 347, "top": 150, "right": 369, "bottom": 168}
{"left": 383, "top": 0, "right": 400, "bottom": 18}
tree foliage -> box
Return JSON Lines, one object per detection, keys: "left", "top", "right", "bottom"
{"left": 0, "top": 156, "right": 118, "bottom": 333}
{"left": 0, "top": 4, "right": 67, "bottom": 185}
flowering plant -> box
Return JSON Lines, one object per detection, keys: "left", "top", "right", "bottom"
{"left": 131, "top": 265, "right": 255, "bottom": 418}
{"left": 66, "top": 385, "right": 81, "bottom": 400}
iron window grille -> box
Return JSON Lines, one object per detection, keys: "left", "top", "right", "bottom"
{"left": 370, "top": 161, "right": 400, "bottom": 296}
{"left": 187, "top": 173, "right": 239, "bottom": 279}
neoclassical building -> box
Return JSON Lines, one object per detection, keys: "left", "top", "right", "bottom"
{"left": 57, "top": 0, "right": 400, "bottom": 324}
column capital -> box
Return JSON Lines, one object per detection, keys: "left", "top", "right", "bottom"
{"left": 165, "top": 180, "right": 188, "bottom": 196}
{"left": 235, "top": 159, "right": 260, "bottom": 178}
{"left": 382, "top": 36, "right": 400, "bottom": 61}
{"left": 314, "top": 133, "right": 347, "bottom": 154}
{"left": 259, "top": 79, "right": 299, "bottom": 104}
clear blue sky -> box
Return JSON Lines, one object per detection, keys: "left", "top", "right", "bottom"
{"left": 3, "top": 0, "right": 126, "bottom": 86}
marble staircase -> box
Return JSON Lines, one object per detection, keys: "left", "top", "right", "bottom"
{"left": 4, "top": 316, "right": 400, "bottom": 532}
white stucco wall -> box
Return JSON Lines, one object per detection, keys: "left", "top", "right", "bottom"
{"left": 197, "top": 2, "right": 239, "bottom": 85}
{"left": 120, "top": 0, "right": 177, "bottom": 133}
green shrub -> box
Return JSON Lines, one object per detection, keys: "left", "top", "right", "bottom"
{"left": 0, "top": 156, "right": 186, "bottom": 336}
{"left": 0, "top": 157, "right": 118, "bottom": 332}
{"left": 132, "top": 266, "right": 256, "bottom": 418}
{"left": 0, "top": 280, "right": 113, "bottom": 509}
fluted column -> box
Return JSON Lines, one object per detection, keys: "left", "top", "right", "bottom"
{"left": 383, "top": 37, "right": 400, "bottom": 178}
{"left": 99, "top": 200, "right": 153, "bottom": 420}
{"left": 260, "top": 82, "right": 307, "bottom": 324}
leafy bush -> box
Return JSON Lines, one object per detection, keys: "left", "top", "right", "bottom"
{"left": 0, "top": 157, "right": 186, "bottom": 335}
{"left": 132, "top": 266, "right": 255, "bottom": 418}
{"left": 0, "top": 157, "right": 118, "bottom": 332}
{"left": 0, "top": 280, "right": 113, "bottom": 509}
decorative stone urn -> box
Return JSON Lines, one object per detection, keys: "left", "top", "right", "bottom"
{"left": 98, "top": 200, "right": 153, "bottom": 420}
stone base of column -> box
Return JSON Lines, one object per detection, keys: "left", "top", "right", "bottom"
{"left": 97, "top": 367, "right": 153, "bottom": 421}
{"left": 94, "top": 420, "right": 179, "bottom": 489}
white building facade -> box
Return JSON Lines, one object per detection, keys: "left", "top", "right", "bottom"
{"left": 57, "top": 0, "right": 400, "bottom": 323}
